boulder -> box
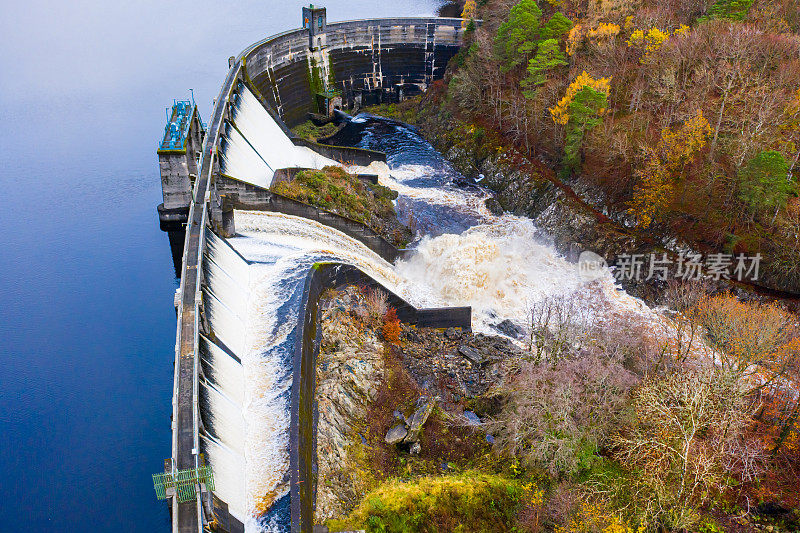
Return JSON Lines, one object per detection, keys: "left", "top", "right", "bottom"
{"left": 463, "top": 411, "right": 481, "bottom": 426}
{"left": 494, "top": 319, "right": 524, "bottom": 340}
{"left": 458, "top": 345, "right": 484, "bottom": 365}
{"left": 484, "top": 197, "right": 504, "bottom": 216}
{"left": 393, "top": 409, "right": 408, "bottom": 426}
{"left": 385, "top": 424, "right": 408, "bottom": 445}
{"left": 403, "top": 397, "right": 435, "bottom": 443}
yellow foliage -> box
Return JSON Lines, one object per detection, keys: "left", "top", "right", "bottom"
{"left": 629, "top": 151, "right": 673, "bottom": 227}
{"left": 566, "top": 24, "right": 584, "bottom": 56}
{"left": 461, "top": 0, "right": 477, "bottom": 27}
{"left": 626, "top": 27, "right": 670, "bottom": 61}
{"left": 624, "top": 15, "right": 634, "bottom": 30}
{"left": 588, "top": 22, "right": 621, "bottom": 43}
{"left": 658, "top": 110, "right": 712, "bottom": 172}
{"left": 556, "top": 502, "right": 643, "bottom": 533}
{"left": 673, "top": 24, "right": 690, "bottom": 37}
{"left": 629, "top": 110, "right": 711, "bottom": 226}
{"left": 549, "top": 71, "right": 612, "bottom": 125}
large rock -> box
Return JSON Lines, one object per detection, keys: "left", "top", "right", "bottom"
{"left": 403, "top": 397, "right": 435, "bottom": 443}
{"left": 458, "top": 345, "right": 484, "bottom": 365}
{"left": 484, "top": 197, "right": 504, "bottom": 216}
{"left": 385, "top": 424, "right": 408, "bottom": 445}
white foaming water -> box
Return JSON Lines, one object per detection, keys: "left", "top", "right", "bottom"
{"left": 204, "top": 211, "right": 412, "bottom": 531}
{"left": 395, "top": 214, "right": 656, "bottom": 334}
{"left": 218, "top": 124, "right": 275, "bottom": 189}
{"left": 383, "top": 164, "right": 494, "bottom": 216}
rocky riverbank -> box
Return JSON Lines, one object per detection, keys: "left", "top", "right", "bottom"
{"left": 314, "top": 286, "right": 523, "bottom": 526}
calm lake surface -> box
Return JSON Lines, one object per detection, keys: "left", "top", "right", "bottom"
{"left": 0, "top": 1, "right": 442, "bottom": 530}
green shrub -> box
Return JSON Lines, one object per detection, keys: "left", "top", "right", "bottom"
{"left": 699, "top": 0, "right": 754, "bottom": 21}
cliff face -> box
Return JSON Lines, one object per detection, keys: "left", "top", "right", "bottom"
{"left": 313, "top": 286, "right": 524, "bottom": 527}
{"left": 315, "top": 290, "right": 385, "bottom": 522}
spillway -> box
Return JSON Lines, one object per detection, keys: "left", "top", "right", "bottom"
{"left": 202, "top": 211, "right": 413, "bottom": 529}
{"left": 164, "top": 14, "right": 672, "bottom": 533}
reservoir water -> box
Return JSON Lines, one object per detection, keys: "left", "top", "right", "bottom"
{"left": 0, "top": 1, "right": 441, "bottom": 531}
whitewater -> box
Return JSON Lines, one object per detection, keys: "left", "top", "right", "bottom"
{"left": 203, "top": 113, "right": 667, "bottom": 532}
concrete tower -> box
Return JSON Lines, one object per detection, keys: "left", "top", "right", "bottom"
{"left": 302, "top": 4, "right": 327, "bottom": 50}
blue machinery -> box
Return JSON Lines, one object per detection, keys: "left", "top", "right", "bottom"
{"left": 160, "top": 97, "right": 206, "bottom": 151}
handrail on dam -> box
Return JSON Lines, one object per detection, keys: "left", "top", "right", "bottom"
{"left": 172, "top": 55, "right": 244, "bottom": 533}
{"left": 168, "top": 13, "right": 468, "bottom": 533}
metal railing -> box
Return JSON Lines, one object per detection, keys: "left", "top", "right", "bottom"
{"left": 171, "top": 58, "right": 243, "bottom": 533}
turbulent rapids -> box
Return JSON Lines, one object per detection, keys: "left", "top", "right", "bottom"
{"left": 202, "top": 111, "right": 665, "bottom": 532}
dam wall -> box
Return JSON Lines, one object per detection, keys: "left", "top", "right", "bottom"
{"left": 241, "top": 17, "right": 464, "bottom": 127}
{"left": 164, "top": 10, "right": 469, "bottom": 533}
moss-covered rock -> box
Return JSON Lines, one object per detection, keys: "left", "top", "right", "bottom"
{"left": 291, "top": 119, "right": 341, "bottom": 142}
{"left": 271, "top": 166, "right": 412, "bottom": 247}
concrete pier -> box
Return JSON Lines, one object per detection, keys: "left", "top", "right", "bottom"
{"left": 157, "top": 100, "right": 205, "bottom": 231}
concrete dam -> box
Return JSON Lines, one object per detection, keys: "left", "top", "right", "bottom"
{"left": 154, "top": 8, "right": 470, "bottom": 533}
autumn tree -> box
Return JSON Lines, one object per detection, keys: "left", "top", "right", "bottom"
{"left": 626, "top": 27, "right": 670, "bottom": 62}
{"left": 550, "top": 71, "right": 612, "bottom": 175}
{"left": 628, "top": 151, "right": 673, "bottom": 227}
{"left": 461, "top": 0, "right": 477, "bottom": 28}
{"left": 612, "top": 367, "right": 762, "bottom": 530}
{"left": 629, "top": 111, "right": 712, "bottom": 226}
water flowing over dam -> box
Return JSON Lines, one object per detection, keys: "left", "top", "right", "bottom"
{"left": 156, "top": 9, "right": 664, "bottom": 533}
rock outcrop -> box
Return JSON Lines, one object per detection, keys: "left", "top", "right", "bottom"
{"left": 315, "top": 290, "right": 385, "bottom": 523}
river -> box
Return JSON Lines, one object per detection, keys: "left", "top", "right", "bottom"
{"left": 206, "top": 112, "right": 657, "bottom": 531}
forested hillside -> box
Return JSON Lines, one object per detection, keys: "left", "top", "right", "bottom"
{"left": 437, "top": 0, "right": 800, "bottom": 292}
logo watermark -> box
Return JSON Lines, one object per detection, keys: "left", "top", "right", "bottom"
{"left": 577, "top": 251, "right": 609, "bottom": 282}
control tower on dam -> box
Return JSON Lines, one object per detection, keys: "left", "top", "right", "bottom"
{"left": 153, "top": 7, "right": 470, "bottom": 533}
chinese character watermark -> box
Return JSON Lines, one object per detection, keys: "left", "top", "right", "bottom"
{"left": 603, "top": 252, "right": 761, "bottom": 282}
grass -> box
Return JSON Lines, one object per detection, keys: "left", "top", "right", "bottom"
{"left": 271, "top": 166, "right": 411, "bottom": 246}
{"left": 326, "top": 472, "right": 533, "bottom": 533}
{"left": 291, "top": 119, "right": 341, "bottom": 141}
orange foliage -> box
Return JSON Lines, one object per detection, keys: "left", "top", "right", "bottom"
{"left": 382, "top": 307, "right": 401, "bottom": 345}
{"left": 690, "top": 293, "right": 794, "bottom": 374}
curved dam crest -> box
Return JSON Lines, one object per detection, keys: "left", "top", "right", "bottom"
{"left": 159, "top": 11, "right": 470, "bottom": 533}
